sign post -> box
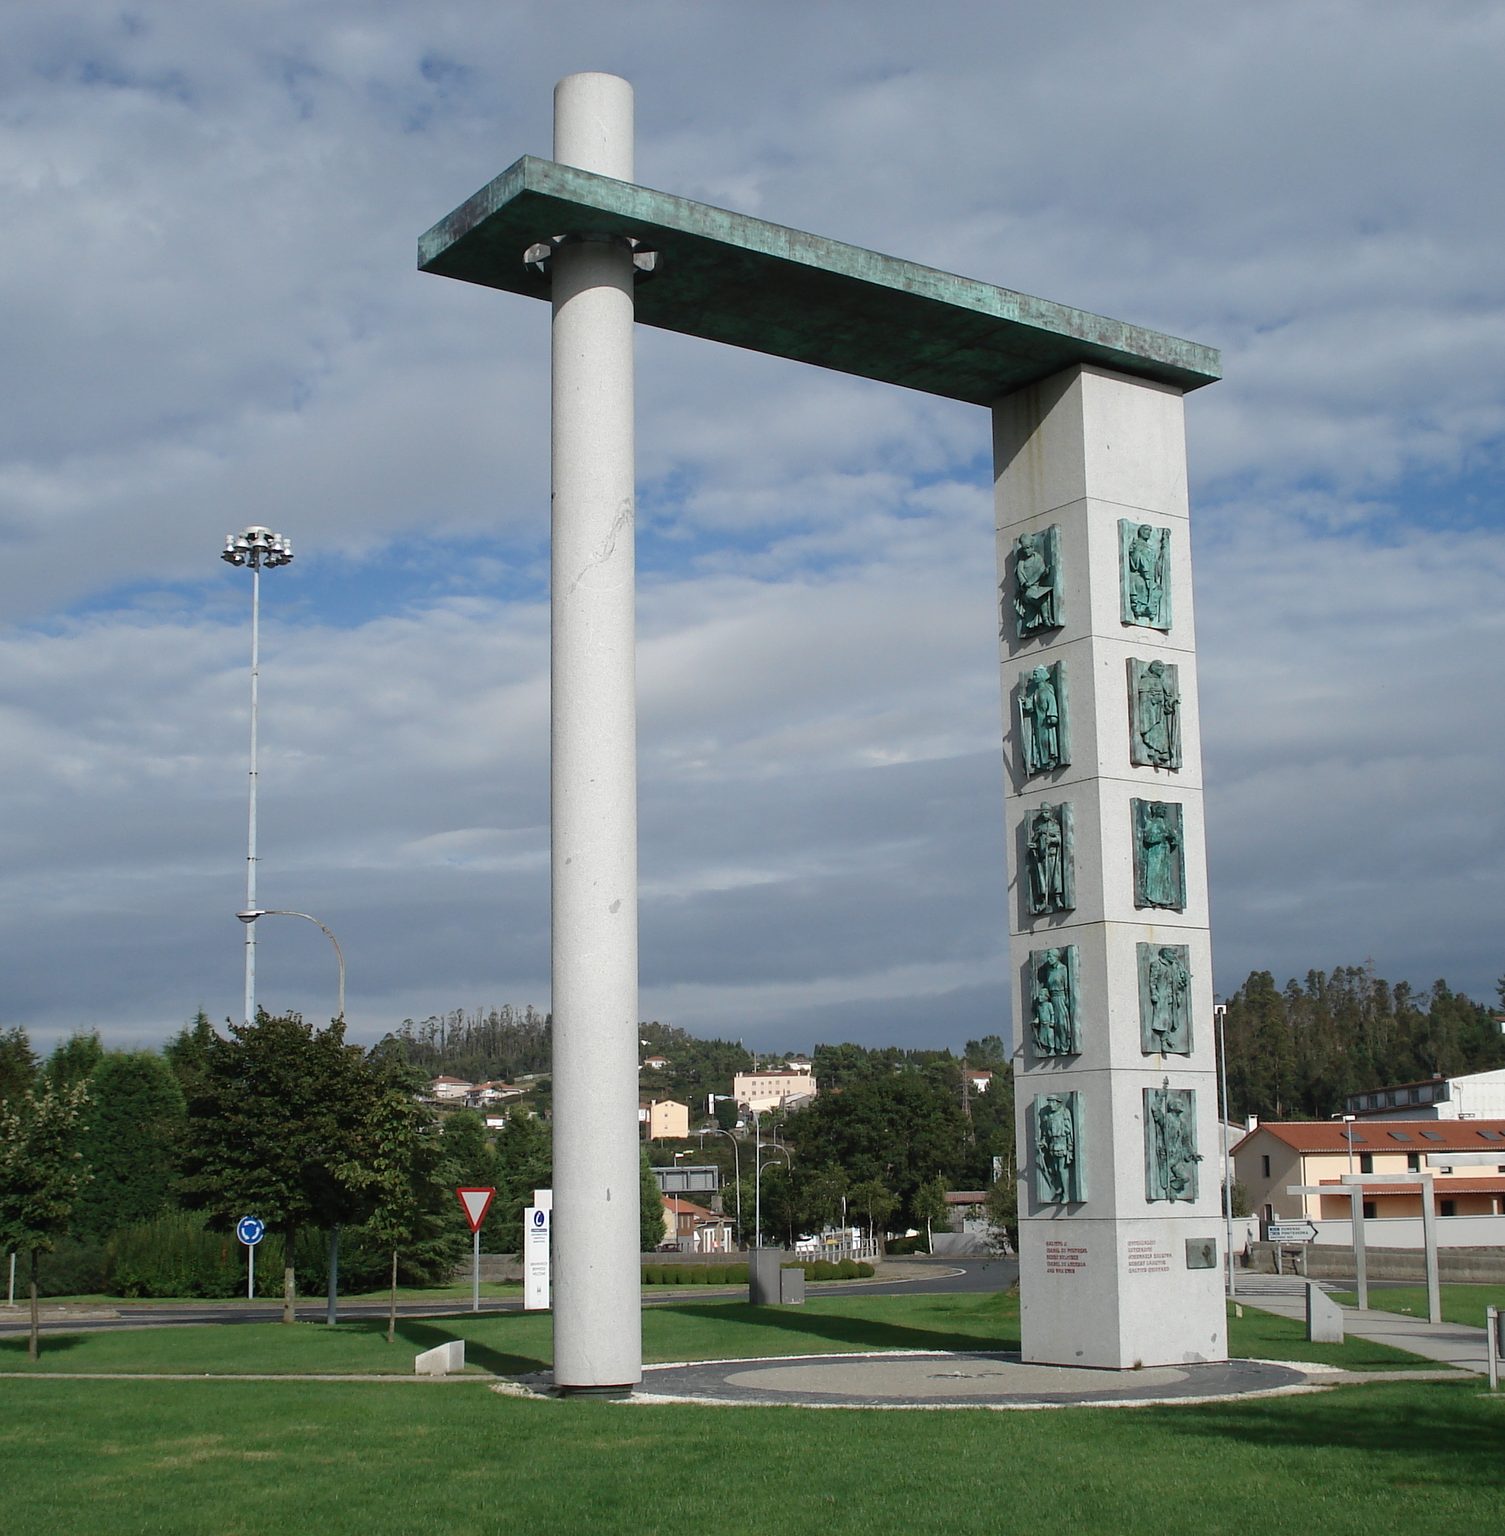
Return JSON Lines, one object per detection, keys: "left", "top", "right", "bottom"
{"left": 524, "top": 1188, "right": 553, "bottom": 1312}
{"left": 1266, "top": 1220, "right": 1317, "bottom": 1244}
{"left": 455, "top": 1187, "right": 496, "bottom": 1313}
{"left": 236, "top": 1216, "right": 265, "bottom": 1301}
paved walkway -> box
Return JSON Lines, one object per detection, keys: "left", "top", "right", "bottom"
{"left": 1233, "top": 1273, "right": 1495, "bottom": 1376}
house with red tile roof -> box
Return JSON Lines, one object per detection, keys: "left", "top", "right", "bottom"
{"left": 1232, "top": 1118, "right": 1505, "bottom": 1241}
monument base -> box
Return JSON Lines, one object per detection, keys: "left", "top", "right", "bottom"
{"left": 1017, "top": 1215, "right": 1227, "bottom": 1369}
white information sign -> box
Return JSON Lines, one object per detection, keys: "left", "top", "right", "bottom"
{"left": 524, "top": 1200, "right": 552, "bottom": 1311}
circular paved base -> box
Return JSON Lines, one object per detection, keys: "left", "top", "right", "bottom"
{"left": 630, "top": 1350, "right": 1314, "bottom": 1410}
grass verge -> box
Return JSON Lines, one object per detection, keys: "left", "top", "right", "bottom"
{"left": 0, "top": 1377, "right": 1498, "bottom": 1536}
{"left": 0, "top": 1292, "right": 1428, "bottom": 1376}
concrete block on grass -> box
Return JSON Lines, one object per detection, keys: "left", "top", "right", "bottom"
{"left": 415, "top": 1340, "right": 465, "bottom": 1376}
{"left": 1305, "top": 1283, "right": 1344, "bottom": 1344}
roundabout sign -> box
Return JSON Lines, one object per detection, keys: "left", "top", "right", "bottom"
{"left": 236, "top": 1215, "right": 265, "bottom": 1298}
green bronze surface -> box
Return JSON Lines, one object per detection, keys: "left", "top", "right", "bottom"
{"left": 1018, "top": 661, "right": 1069, "bottom": 777}
{"left": 1131, "top": 798, "right": 1185, "bottom": 912}
{"left": 1028, "top": 943, "right": 1081, "bottom": 1058}
{"left": 1120, "top": 520, "right": 1173, "bottom": 631}
{"left": 1025, "top": 802, "right": 1074, "bottom": 915}
{"left": 1128, "top": 657, "right": 1181, "bottom": 769}
{"left": 1034, "top": 1091, "right": 1085, "bottom": 1205}
{"left": 1145, "top": 1083, "right": 1200, "bottom": 1203}
{"left": 1137, "top": 942, "right": 1192, "bottom": 1055}
{"left": 419, "top": 157, "right": 1221, "bottom": 403}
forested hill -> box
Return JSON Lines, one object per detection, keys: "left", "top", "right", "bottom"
{"left": 1222, "top": 966, "right": 1505, "bottom": 1122}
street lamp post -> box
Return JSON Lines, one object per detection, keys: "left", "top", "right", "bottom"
{"left": 222, "top": 525, "right": 293, "bottom": 1025}
{"left": 237, "top": 905, "right": 345, "bottom": 1326}
{"left": 1214, "top": 1000, "right": 1236, "bottom": 1299}
{"left": 235, "top": 909, "right": 345, "bottom": 1021}
{"left": 699, "top": 1125, "right": 742, "bottom": 1246}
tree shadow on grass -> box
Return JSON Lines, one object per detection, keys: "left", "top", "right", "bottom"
{"left": 374, "top": 1317, "right": 544, "bottom": 1376}
{"left": 0, "top": 1332, "right": 87, "bottom": 1365}
{"left": 652, "top": 1302, "right": 1018, "bottom": 1357}
{"left": 1139, "top": 1382, "right": 1505, "bottom": 1492}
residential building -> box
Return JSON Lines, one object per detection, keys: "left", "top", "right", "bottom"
{"left": 428, "top": 1075, "right": 473, "bottom": 1102}
{"left": 659, "top": 1196, "right": 733, "bottom": 1253}
{"left": 640, "top": 1098, "right": 689, "bottom": 1140}
{"left": 1344, "top": 1067, "right": 1505, "bottom": 1121}
{"left": 1232, "top": 1118, "right": 1505, "bottom": 1244}
{"left": 734, "top": 1070, "right": 820, "bottom": 1114}
{"left": 963, "top": 1068, "right": 993, "bottom": 1095}
{"left": 641, "top": 1055, "right": 670, "bottom": 1072}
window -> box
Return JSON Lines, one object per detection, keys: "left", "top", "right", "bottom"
{"left": 1387, "top": 1130, "right": 1412, "bottom": 1142}
{"left": 1359, "top": 1153, "right": 1374, "bottom": 1174}
{"left": 1477, "top": 1130, "right": 1504, "bottom": 1142}
{"left": 1440, "top": 1199, "right": 1457, "bottom": 1217}
{"left": 1362, "top": 1201, "right": 1376, "bottom": 1219}
{"left": 1261, "top": 1155, "right": 1271, "bottom": 1177}
{"left": 1406, "top": 1153, "right": 1420, "bottom": 1171}
{"left": 1420, "top": 1130, "right": 1444, "bottom": 1141}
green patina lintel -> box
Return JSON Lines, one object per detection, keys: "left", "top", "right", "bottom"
{"left": 419, "top": 157, "right": 1221, "bottom": 404}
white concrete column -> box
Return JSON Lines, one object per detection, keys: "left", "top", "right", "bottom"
{"left": 549, "top": 72, "right": 642, "bottom": 1393}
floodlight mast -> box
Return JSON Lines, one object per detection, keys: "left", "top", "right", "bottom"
{"left": 221, "top": 525, "right": 293, "bottom": 1025}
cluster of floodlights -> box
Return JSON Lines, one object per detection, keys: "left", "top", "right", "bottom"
{"left": 221, "top": 525, "right": 293, "bottom": 570}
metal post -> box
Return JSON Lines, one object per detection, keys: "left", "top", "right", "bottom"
{"left": 1349, "top": 1185, "right": 1368, "bottom": 1310}
{"left": 1419, "top": 1173, "right": 1441, "bottom": 1325}
{"left": 221, "top": 526, "right": 292, "bottom": 1025}
{"left": 1488, "top": 1306, "right": 1500, "bottom": 1392}
{"left": 247, "top": 1241, "right": 255, "bottom": 1301}
{"left": 548, "top": 70, "right": 641, "bottom": 1395}
{"left": 1215, "top": 1001, "right": 1236, "bottom": 1298}
{"left": 754, "top": 1109, "right": 762, "bottom": 1249}
{"left": 326, "top": 1225, "right": 339, "bottom": 1327}
{"left": 472, "top": 1228, "right": 481, "bottom": 1314}
{"left": 7, "top": 1251, "right": 14, "bottom": 1307}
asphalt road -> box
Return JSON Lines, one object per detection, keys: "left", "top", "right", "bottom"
{"left": 0, "top": 1256, "right": 1017, "bottom": 1336}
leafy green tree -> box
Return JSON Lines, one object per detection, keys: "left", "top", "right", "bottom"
{"left": 0, "top": 1027, "right": 38, "bottom": 1108}
{"left": 0, "top": 1081, "right": 90, "bottom": 1359}
{"left": 912, "top": 1177, "right": 949, "bottom": 1251}
{"left": 984, "top": 1174, "right": 1018, "bottom": 1253}
{"left": 640, "top": 1145, "right": 666, "bottom": 1252}
{"left": 177, "top": 1011, "right": 368, "bottom": 1322}
{"left": 73, "top": 1053, "right": 186, "bottom": 1242}
{"left": 493, "top": 1112, "right": 552, "bottom": 1246}
{"left": 848, "top": 1177, "right": 897, "bottom": 1253}
{"left": 163, "top": 1012, "right": 219, "bottom": 1103}
{"left": 44, "top": 1032, "right": 102, "bottom": 1092}
{"left": 342, "top": 1052, "right": 448, "bottom": 1342}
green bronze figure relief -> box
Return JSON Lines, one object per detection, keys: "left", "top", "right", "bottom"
{"left": 1029, "top": 943, "right": 1081, "bottom": 1057}
{"left": 1034, "top": 1091, "right": 1085, "bottom": 1205}
{"left": 1145, "top": 1081, "right": 1200, "bottom": 1202}
{"left": 1025, "top": 801, "right": 1074, "bottom": 915}
{"left": 1018, "top": 661, "right": 1070, "bottom": 776}
{"left": 1119, "top": 520, "right": 1172, "bottom": 630}
{"left": 1132, "top": 798, "right": 1185, "bottom": 911}
{"left": 1128, "top": 657, "right": 1181, "bottom": 769}
{"left": 1008, "top": 526, "right": 1062, "bottom": 639}
{"left": 1138, "top": 943, "right": 1192, "bottom": 1055}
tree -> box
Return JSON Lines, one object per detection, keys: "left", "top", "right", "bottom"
{"left": 342, "top": 1051, "right": 447, "bottom": 1343}
{"left": 0, "top": 1027, "right": 38, "bottom": 1108}
{"left": 177, "top": 1012, "right": 368, "bottom": 1322}
{"left": 848, "top": 1177, "right": 897, "bottom": 1254}
{"left": 73, "top": 1052, "right": 186, "bottom": 1242}
{"left": 0, "top": 1081, "right": 89, "bottom": 1359}
{"left": 493, "top": 1112, "right": 552, "bottom": 1245}
{"left": 912, "top": 1177, "right": 949, "bottom": 1252}
{"left": 44, "top": 1032, "right": 103, "bottom": 1092}
{"left": 984, "top": 1174, "right": 1018, "bottom": 1254}
{"left": 640, "top": 1146, "right": 666, "bottom": 1252}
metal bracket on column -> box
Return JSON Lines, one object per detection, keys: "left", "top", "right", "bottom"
{"left": 523, "top": 232, "right": 659, "bottom": 282}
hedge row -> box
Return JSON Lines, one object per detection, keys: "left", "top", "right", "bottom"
{"left": 640, "top": 1258, "right": 875, "bottom": 1285}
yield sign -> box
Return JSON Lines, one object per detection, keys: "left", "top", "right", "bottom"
{"left": 455, "top": 1186, "right": 496, "bottom": 1233}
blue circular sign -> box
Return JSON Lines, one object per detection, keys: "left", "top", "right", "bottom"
{"left": 236, "top": 1216, "right": 266, "bottom": 1246}
{"left": 532, "top": 1208, "right": 547, "bottom": 1228}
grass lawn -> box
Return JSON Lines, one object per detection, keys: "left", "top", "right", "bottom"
{"left": 0, "top": 1375, "right": 1498, "bottom": 1536}
{"left": 0, "top": 1291, "right": 1429, "bottom": 1376}
{"left": 1328, "top": 1284, "right": 1505, "bottom": 1330}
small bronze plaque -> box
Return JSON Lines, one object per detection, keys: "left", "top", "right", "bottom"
{"left": 1185, "top": 1238, "right": 1217, "bottom": 1270}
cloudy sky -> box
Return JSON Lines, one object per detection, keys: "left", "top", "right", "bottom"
{"left": 3, "top": 2, "right": 1502, "bottom": 1056}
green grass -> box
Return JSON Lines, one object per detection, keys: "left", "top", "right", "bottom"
{"left": 1327, "top": 1284, "right": 1505, "bottom": 1330}
{"left": 0, "top": 1291, "right": 1428, "bottom": 1377}
{"left": 0, "top": 1377, "right": 1498, "bottom": 1536}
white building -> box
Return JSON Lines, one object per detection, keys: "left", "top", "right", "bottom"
{"left": 734, "top": 1071, "right": 820, "bottom": 1114}
{"left": 1345, "top": 1067, "right": 1505, "bottom": 1121}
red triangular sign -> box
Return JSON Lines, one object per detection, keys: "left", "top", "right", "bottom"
{"left": 456, "top": 1186, "right": 496, "bottom": 1233}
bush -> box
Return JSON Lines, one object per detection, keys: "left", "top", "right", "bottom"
{"left": 885, "top": 1236, "right": 928, "bottom": 1256}
{"left": 32, "top": 1237, "right": 111, "bottom": 1297}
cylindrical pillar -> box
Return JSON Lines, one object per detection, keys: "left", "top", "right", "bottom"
{"left": 549, "top": 72, "right": 642, "bottom": 1393}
